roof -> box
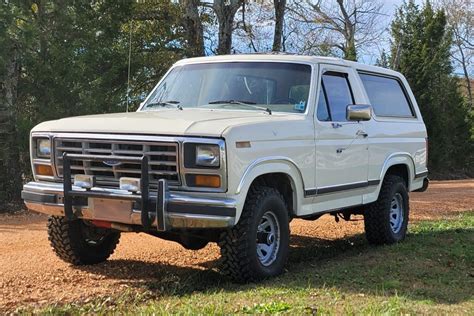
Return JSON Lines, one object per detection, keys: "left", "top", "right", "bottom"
{"left": 174, "top": 53, "right": 403, "bottom": 78}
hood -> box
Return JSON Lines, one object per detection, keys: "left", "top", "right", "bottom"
{"left": 32, "top": 109, "right": 292, "bottom": 137}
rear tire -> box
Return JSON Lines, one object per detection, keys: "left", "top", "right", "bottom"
{"left": 364, "top": 175, "right": 409, "bottom": 245}
{"left": 47, "top": 216, "right": 120, "bottom": 265}
{"left": 218, "top": 186, "right": 290, "bottom": 282}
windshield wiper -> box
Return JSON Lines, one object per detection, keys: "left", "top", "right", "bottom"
{"left": 145, "top": 100, "right": 183, "bottom": 110}
{"left": 208, "top": 100, "right": 272, "bottom": 114}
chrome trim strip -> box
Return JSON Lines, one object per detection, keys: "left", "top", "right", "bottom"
{"left": 168, "top": 193, "right": 236, "bottom": 208}
{"left": 166, "top": 213, "right": 234, "bottom": 228}
{"left": 304, "top": 179, "right": 380, "bottom": 197}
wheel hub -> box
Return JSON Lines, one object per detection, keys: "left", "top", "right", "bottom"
{"left": 256, "top": 211, "right": 280, "bottom": 266}
{"left": 389, "top": 193, "right": 404, "bottom": 234}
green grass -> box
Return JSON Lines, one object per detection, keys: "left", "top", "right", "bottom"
{"left": 19, "top": 212, "right": 474, "bottom": 315}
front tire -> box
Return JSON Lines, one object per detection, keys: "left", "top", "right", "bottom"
{"left": 364, "top": 175, "right": 409, "bottom": 245}
{"left": 47, "top": 216, "right": 120, "bottom": 265}
{"left": 219, "top": 186, "right": 290, "bottom": 282}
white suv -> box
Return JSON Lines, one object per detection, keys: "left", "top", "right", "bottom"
{"left": 22, "top": 54, "right": 429, "bottom": 282}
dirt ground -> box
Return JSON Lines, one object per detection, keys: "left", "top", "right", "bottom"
{"left": 0, "top": 180, "right": 473, "bottom": 311}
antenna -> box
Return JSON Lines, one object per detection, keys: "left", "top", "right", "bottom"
{"left": 126, "top": 20, "right": 133, "bottom": 112}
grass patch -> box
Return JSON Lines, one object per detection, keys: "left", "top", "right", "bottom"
{"left": 19, "top": 212, "right": 474, "bottom": 315}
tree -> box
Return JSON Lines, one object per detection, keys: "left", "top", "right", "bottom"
{"left": 210, "top": 0, "right": 243, "bottom": 54}
{"left": 375, "top": 49, "right": 390, "bottom": 68}
{"left": 437, "top": 0, "right": 473, "bottom": 107}
{"left": 290, "top": 0, "right": 385, "bottom": 61}
{"left": 180, "top": 0, "right": 205, "bottom": 57}
{"left": 127, "top": 1, "right": 186, "bottom": 107}
{"left": 0, "top": 0, "right": 185, "bottom": 208}
{"left": 390, "top": 0, "right": 473, "bottom": 176}
{"left": 0, "top": 2, "right": 28, "bottom": 209}
{"left": 272, "top": 0, "right": 286, "bottom": 51}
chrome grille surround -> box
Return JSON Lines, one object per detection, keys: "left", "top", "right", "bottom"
{"left": 54, "top": 138, "right": 180, "bottom": 187}
{"left": 30, "top": 132, "right": 227, "bottom": 193}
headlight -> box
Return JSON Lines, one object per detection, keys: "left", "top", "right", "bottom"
{"left": 36, "top": 138, "right": 51, "bottom": 158}
{"left": 195, "top": 144, "right": 220, "bottom": 167}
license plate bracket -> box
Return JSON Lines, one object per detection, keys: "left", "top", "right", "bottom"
{"left": 88, "top": 198, "right": 133, "bottom": 223}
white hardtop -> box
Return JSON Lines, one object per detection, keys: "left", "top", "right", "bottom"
{"left": 174, "top": 54, "right": 403, "bottom": 78}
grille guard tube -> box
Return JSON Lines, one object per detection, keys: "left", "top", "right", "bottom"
{"left": 62, "top": 153, "right": 163, "bottom": 230}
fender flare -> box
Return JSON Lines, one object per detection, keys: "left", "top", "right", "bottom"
{"left": 377, "top": 152, "right": 416, "bottom": 190}
{"left": 234, "top": 157, "right": 305, "bottom": 222}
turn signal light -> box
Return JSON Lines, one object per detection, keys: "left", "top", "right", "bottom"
{"left": 194, "top": 175, "right": 221, "bottom": 188}
{"left": 35, "top": 164, "right": 54, "bottom": 177}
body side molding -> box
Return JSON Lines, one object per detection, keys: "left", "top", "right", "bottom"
{"left": 304, "top": 180, "right": 380, "bottom": 197}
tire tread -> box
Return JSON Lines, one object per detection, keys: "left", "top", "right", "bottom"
{"left": 364, "top": 175, "right": 409, "bottom": 245}
{"left": 218, "top": 186, "right": 288, "bottom": 282}
{"left": 47, "top": 216, "right": 120, "bottom": 265}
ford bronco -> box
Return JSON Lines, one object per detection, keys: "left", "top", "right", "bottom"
{"left": 22, "top": 54, "right": 429, "bottom": 282}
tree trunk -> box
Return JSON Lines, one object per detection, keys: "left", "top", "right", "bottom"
{"left": 457, "top": 43, "right": 473, "bottom": 107}
{"left": 0, "top": 44, "right": 22, "bottom": 210}
{"left": 180, "top": 0, "right": 205, "bottom": 57}
{"left": 213, "top": 0, "right": 242, "bottom": 55}
{"left": 272, "top": 0, "right": 286, "bottom": 52}
{"left": 336, "top": 0, "right": 357, "bottom": 61}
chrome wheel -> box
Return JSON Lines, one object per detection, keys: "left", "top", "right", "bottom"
{"left": 256, "top": 211, "right": 281, "bottom": 266}
{"left": 390, "top": 193, "right": 404, "bottom": 234}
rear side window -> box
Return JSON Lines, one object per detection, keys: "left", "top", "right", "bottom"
{"left": 359, "top": 73, "right": 414, "bottom": 117}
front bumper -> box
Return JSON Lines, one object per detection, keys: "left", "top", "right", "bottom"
{"left": 22, "top": 181, "right": 236, "bottom": 230}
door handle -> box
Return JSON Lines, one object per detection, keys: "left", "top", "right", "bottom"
{"left": 356, "top": 130, "right": 368, "bottom": 138}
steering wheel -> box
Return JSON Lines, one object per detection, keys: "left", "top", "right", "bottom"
{"left": 272, "top": 97, "right": 297, "bottom": 104}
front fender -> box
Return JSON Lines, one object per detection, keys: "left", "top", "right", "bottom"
{"left": 233, "top": 157, "right": 305, "bottom": 223}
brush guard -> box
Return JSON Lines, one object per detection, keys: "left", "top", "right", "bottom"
{"left": 62, "top": 152, "right": 167, "bottom": 231}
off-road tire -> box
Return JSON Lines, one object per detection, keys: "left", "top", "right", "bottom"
{"left": 218, "top": 186, "right": 290, "bottom": 282}
{"left": 364, "top": 175, "right": 409, "bottom": 245}
{"left": 47, "top": 216, "right": 120, "bottom": 265}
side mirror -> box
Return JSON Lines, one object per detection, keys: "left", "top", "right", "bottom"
{"left": 346, "top": 104, "right": 372, "bottom": 121}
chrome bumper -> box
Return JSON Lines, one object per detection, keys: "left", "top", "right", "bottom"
{"left": 22, "top": 181, "right": 236, "bottom": 230}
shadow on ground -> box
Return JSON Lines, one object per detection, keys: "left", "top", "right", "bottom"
{"left": 77, "top": 226, "right": 473, "bottom": 305}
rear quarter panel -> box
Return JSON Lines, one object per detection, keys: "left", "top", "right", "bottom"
{"left": 355, "top": 70, "right": 428, "bottom": 203}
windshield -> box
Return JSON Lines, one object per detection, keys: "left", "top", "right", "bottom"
{"left": 142, "top": 62, "right": 312, "bottom": 114}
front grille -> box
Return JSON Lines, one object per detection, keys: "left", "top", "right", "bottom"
{"left": 54, "top": 138, "right": 180, "bottom": 188}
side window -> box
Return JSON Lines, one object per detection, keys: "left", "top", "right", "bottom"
{"left": 316, "top": 83, "right": 331, "bottom": 121}
{"left": 321, "top": 72, "right": 354, "bottom": 122}
{"left": 359, "top": 73, "right": 414, "bottom": 117}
